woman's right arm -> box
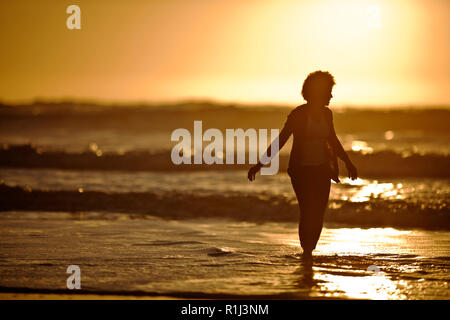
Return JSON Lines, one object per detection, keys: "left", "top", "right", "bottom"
{"left": 248, "top": 112, "right": 294, "bottom": 181}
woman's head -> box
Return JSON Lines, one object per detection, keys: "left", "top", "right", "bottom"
{"left": 301, "top": 71, "right": 336, "bottom": 106}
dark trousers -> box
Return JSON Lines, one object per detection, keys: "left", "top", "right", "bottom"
{"left": 289, "top": 163, "right": 331, "bottom": 252}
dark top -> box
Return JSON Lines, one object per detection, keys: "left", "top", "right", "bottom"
{"left": 278, "top": 104, "right": 349, "bottom": 182}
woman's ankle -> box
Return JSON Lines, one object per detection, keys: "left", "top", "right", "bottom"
{"left": 302, "top": 249, "right": 313, "bottom": 257}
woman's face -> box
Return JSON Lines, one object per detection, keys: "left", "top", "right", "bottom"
{"left": 308, "top": 86, "right": 333, "bottom": 106}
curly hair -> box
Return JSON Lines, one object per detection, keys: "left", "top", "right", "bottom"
{"left": 301, "top": 71, "right": 336, "bottom": 101}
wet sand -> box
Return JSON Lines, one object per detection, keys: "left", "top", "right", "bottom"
{"left": 0, "top": 292, "right": 183, "bottom": 300}
{"left": 0, "top": 211, "right": 448, "bottom": 300}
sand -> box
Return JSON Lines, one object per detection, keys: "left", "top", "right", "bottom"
{"left": 0, "top": 211, "right": 448, "bottom": 300}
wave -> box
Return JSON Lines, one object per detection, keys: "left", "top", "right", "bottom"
{"left": 0, "top": 144, "right": 449, "bottom": 178}
{"left": 1, "top": 183, "right": 448, "bottom": 230}
{"left": 1, "top": 100, "right": 449, "bottom": 133}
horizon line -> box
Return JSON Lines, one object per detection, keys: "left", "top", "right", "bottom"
{"left": 1, "top": 97, "right": 449, "bottom": 110}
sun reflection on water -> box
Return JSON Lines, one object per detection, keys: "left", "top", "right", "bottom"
{"left": 314, "top": 272, "right": 405, "bottom": 299}
{"left": 282, "top": 227, "right": 423, "bottom": 299}
{"left": 340, "top": 179, "right": 406, "bottom": 202}
{"left": 318, "top": 227, "right": 412, "bottom": 256}
{"left": 351, "top": 140, "right": 373, "bottom": 154}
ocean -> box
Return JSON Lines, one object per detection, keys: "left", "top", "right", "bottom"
{"left": 0, "top": 101, "right": 449, "bottom": 299}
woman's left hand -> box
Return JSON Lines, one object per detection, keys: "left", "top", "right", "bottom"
{"left": 248, "top": 164, "right": 262, "bottom": 181}
{"left": 346, "top": 162, "right": 358, "bottom": 180}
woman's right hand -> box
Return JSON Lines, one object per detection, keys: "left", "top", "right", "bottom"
{"left": 248, "top": 164, "right": 262, "bottom": 181}
{"left": 346, "top": 161, "right": 358, "bottom": 180}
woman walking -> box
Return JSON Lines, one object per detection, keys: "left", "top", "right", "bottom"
{"left": 248, "top": 71, "right": 358, "bottom": 259}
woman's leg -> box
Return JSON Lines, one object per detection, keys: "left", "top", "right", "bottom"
{"left": 290, "top": 165, "right": 331, "bottom": 253}
{"left": 308, "top": 171, "right": 330, "bottom": 251}
{"left": 291, "top": 173, "right": 314, "bottom": 252}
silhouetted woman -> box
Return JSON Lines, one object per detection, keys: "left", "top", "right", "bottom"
{"left": 248, "top": 71, "right": 358, "bottom": 259}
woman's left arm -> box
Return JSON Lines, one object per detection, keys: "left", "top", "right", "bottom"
{"left": 328, "top": 109, "right": 358, "bottom": 180}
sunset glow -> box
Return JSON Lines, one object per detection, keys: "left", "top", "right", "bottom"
{"left": 0, "top": 0, "right": 448, "bottom": 106}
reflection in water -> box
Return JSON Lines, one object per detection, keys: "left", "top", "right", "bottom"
{"left": 351, "top": 140, "right": 373, "bottom": 154}
{"left": 338, "top": 178, "right": 406, "bottom": 202}
{"left": 291, "top": 256, "right": 407, "bottom": 300}
{"left": 349, "top": 181, "right": 404, "bottom": 202}
{"left": 293, "top": 260, "right": 316, "bottom": 291}
{"left": 282, "top": 227, "right": 449, "bottom": 299}
{"left": 314, "top": 270, "right": 404, "bottom": 299}
{"left": 306, "top": 227, "right": 413, "bottom": 257}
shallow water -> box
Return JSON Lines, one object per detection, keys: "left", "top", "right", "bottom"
{"left": 2, "top": 168, "right": 449, "bottom": 203}
{"left": 0, "top": 211, "right": 448, "bottom": 299}
{"left": 1, "top": 169, "right": 448, "bottom": 230}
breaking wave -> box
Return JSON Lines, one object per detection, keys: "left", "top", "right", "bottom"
{"left": 0, "top": 144, "right": 449, "bottom": 178}
{"left": 1, "top": 183, "right": 448, "bottom": 230}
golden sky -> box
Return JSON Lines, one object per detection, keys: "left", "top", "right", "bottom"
{"left": 0, "top": 0, "right": 449, "bottom": 106}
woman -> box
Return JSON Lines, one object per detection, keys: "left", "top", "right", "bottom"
{"left": 248, "top": 71, "right": 358, "bottom": 259}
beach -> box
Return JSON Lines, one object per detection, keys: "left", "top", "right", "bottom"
{"left": 0, "top": 210, "right": 448, "bottom": 300}
{"left": 1, "top": 0, "right": 450, "bottom": 304}
{"left": 0, "top": 103, "right": 449, "bottom": 300}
